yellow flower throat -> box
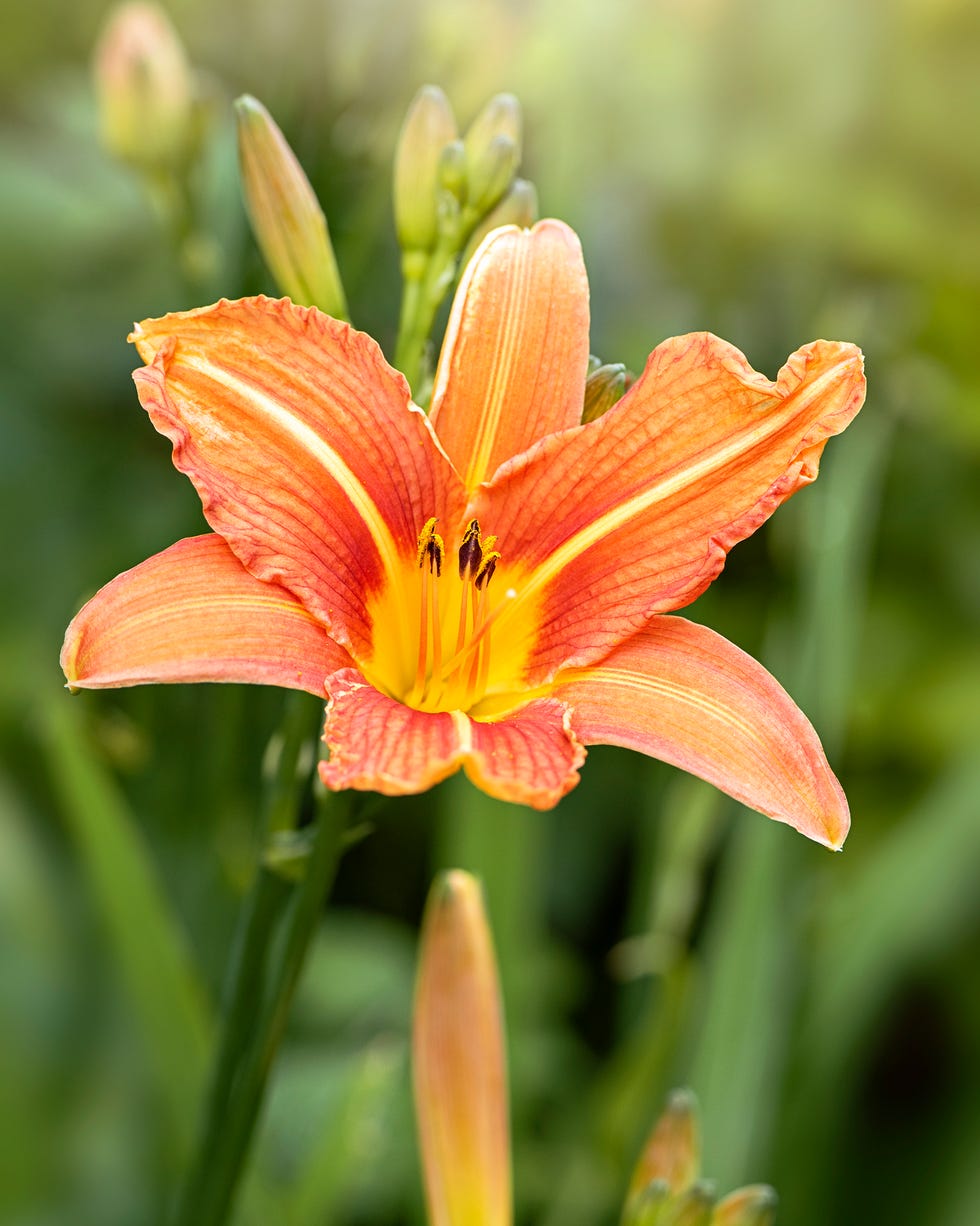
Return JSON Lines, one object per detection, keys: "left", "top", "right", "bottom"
{"left": 364, "top": 517, "right": 526, "bottom": 716}
{"left": 411, "top": 516, "right": 503, "bottom": 712}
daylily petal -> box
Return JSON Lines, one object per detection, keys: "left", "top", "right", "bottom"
{"left": 552, "top": 616, "right": 849, "bottom": 848}
{"left": 478, "top": 335, "right": 865, "bottom": 681}
{"left": 429, "top": 220, "right": 590, "bottom": 490}
{"left": 319, "top": 672, "right": 584, "bottom": 809}
{"left": 130, "top": 296, "right": 466, "bottom": 664}
{"left": 61, "top": 534, "right": 349, "bottom": 694}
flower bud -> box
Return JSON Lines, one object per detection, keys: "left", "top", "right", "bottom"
{"left": 463, "top": 94, "right": 522, "bottom": 216}
{"left": 235, "top": 94, "right": 348, "bottom": 320}
{"left": 662, "top": 1182, "right": 716, "bottom": 1226}
{"left": 623, "top": 1180, "right": 672, "bottom": 1226}
{"left": 394, "top": 85, "right": 459, "bottom": 252}
{"left": 582, "top": 361, "right": 629, "bottom": 422}
{"left": 628, "top": 1090, "right": 701, "bottom": 1203}
{"left": 459, "top": 179, "right": 539, "bottom": 270}
{"left": 93, "top": 2, "right": 194, "bottom": 169}
{"left": 466, "top": 133, "right": 520, "bottom": 216}
{"left": 413, "top": 871, "right": 510, "bottom": 1226}
{"left": 438, "top": 138, "right": 469, "bottom": 201}
{"left": 711, "top": 1185, "right": 778, "bottom": 1226}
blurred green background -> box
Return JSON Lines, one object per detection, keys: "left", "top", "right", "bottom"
{"left": 2, "top": 0, "right": 979, "bottom": 1223}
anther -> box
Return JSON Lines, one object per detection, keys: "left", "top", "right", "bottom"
{"left": 458, "top": 518, "right": 482, "bottom": 580}
{"left": 475, "top": 550, "right": 499, "bottom": 591}
{"left": 417, "top": 517, "right": 444, "bottom": 576}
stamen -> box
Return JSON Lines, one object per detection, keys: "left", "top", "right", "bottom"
{"left": 438, "top": 584, "right": 516, "bottom": 681}
{"left": 417, "top": 517, "right": 444, "bottom": 576}
{"left": 413, "top": 516, "right": 445, "bottom": 702}
{"left": 475, "top": 586, "right": 493, "bottom": 698}
{"left": 455, "top": 580, "right": 471, "bottom": 657}
{"left": 414, "top": 562, "right": 430, "bottom": 698}
{"left": 429, "top": 566, "right": 442, "bottom": 685}
{"left": 475, "top": 549, "right": 500, "bottom": 591}
{"left": 408, "top": 518, "right": 508, "bottom": 711}
{"left": 417, "top": 517, "right": 438, "bottom": 568}
{"left": 458, "top": 519, "right": 482, "bottom": 580}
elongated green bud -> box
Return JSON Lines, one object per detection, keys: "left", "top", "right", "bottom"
{"left": 463, "top": 95, "right": 522, "bottom": 217}
{"left": 464, "top": 93, "right": 522, "bottom": 179}
{"left": 623, "top": 1180, "right": 672, "bottom": 1226}
{"left": 661, "top": 1182, "right": 716, "bottom": 1226}
{"left": 467, "top": 133, "right": 520, "bottom": 215}
{"left": 235, "top": 94, "right": 348, "bottom": 320}
{"left": 394, "top": 85, "right": 459, "bottom": 252}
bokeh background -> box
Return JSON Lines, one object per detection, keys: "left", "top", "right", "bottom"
{"left": 2, "top": 0, "right": 979, "bottom": 1223}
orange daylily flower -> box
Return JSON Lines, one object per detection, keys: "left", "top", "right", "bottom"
{"left": 62, "top": 220, "right": 865, "bottom": 846}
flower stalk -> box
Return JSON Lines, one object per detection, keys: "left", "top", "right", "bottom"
{"left": 171, "top": 735, "right": 349, "bottom": 1226}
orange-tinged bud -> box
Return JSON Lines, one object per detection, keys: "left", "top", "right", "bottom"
{"left": 394, "top": 85, "right": 459, "bottom": 252}
{"left": 413, "top": 871, "right": 511, "bottom": 1226}
{"left": 93, "top": 2, "right": 193, "bottom": 169}
{"left": 628, "top": 1090, "right": 701, "bottom": 1203}
{"left": 711, "top": 1185, "right": 778, "bottom": 1226}
{"left": 235, "top": 95, "right": 348, "bottom": 320}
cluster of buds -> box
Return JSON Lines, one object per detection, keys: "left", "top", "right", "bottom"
{"left": 394, "top": 86, "right": 537, "bottom": 275}
{"left": 412, "top": 872, "right": 776, "bottom": 1226}
{"left": 393, "top": 87, "right": 539, "bottom": 398}
{"left": 232, "top": 83, "right": 535, "bottom": 401}
{"left": 624, "top": 1091, "right": 777, "bottom": 1226}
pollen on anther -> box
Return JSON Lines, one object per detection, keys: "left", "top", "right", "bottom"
{"left": 475, "top": 550, "right": 500, "bottom": 590}
{"left": 417, "top": 517, "right": 445, "bottom": 575}
{"left": 458, "top": 518, "right": 483, "bottom": 580}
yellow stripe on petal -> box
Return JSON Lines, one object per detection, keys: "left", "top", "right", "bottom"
{"left": 475, "top": 335, "right": 865, "bottom": 682}
{"left": 190, "top": 356, "right": 404, "bottom": 596}
{"left": 130, "top": 297, "right": 467, "bottom": 669}
{"left": 430, "top": 220, "right": 590, "bottom": 490}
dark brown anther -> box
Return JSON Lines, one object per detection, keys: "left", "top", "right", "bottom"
{"left": 458, "top": 518, "right": 482, "bottom": 580}
{"left": 475, "top": 550, "right": 499, "bottom": 591}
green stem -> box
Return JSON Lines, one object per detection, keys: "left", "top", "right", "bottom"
{"left": 393, "top": 236, "right": 461, "bottom": 401}
{"left": 175, "top": 865, "right": 290, "bottom": 1213}
{"left": 172, "top": 795, "right": 349, "bottom": 1226}
{"left": 394, "top": 264, "right": 430, "bottom": 395}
